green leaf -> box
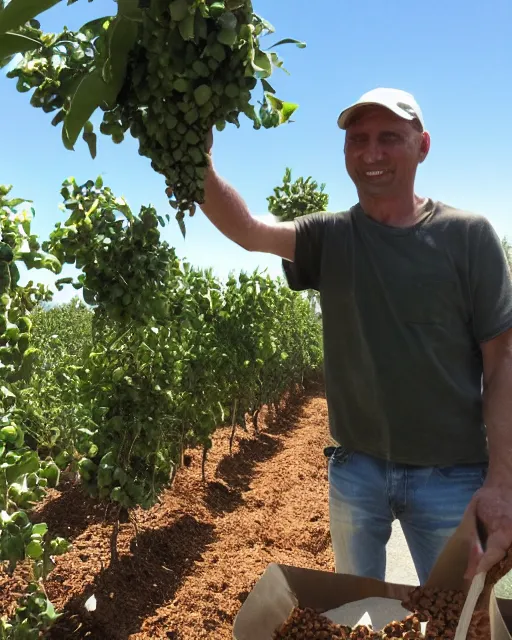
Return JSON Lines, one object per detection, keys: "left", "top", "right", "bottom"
{"left": 51, "top": 109, "right": 65, "bottom": 127}
{"left": 114, "top": 197, "right": 133, "bottom": 221}
{"left": 280, "top": 101, "right": 299, "bottom": 123}
{"left": 55, "top": 276, "right": 73, "bottom": 290}
{"left": 0, "top": 0, "right": 61, "bottom": 34}
{"left": 0, "top": 385, "right": 15, "bottom": 399}
{"left": 177, "top": 215, "right": 186, "bottom": 239}
{"left": 102, "top": 16, "right": 139, "bottom": 107}
{"left": 79, "top": 15, "right": 112, "bottom": 35}
{"left": 41, "top": 254, "right": 62, "bottom": 274}
{"left": 32, "top": 523, "right": 48, "bottom": 537}
{"left": 5, "top": 197, "right": 26, "bottom": 207}
{"left": 217, "top": 27, "right": 237, "bottom": 46}
{"left": 26, "top": 539, "right": 44, "bottom": 559}
{"left": 21, "top": 346, "right": 40, "bottom": 362}
{"left": 269, "top": 38, "right": 307, "bottom": 49}
{"left": 260, "top": 79, "right": 275, "bottom": 94}
{"left": 194, "top": 11, "right": 207, "bottom": 40}
{"left": 44, "top": 599, "right": 59, "bottom": 621}
{"left": 218, "top": 11, "right": 236, "bottom": 30}
{"left": 265, "top": 94, "right": 283, "bottom": 111}
{"left": 83, "top": 288, "right": 96, "bottom": 305}
{"left": 169, "top": 0, "right": 189, "bottom": 21}
{"left": 269, "top": 52, "right": 289, "bottom": 75}
{"left": 265, "top": 94, "right": 298, "bottom": 124}
{"left": 253, "top": 13, "right": 275, "bottom": 34}
{"left": 252, "top": 50, "right": 271, "bottom": 77}
{"left": 178, "top": 13, "right": 195, "bottom": 40}
{"left": 117, "top": 0, "right": 144, "bottom": 21}
{"left": 62, "top": 70, "right": 109, "bottom": 151}
{"left": 83, "top": 130, "right": 97, "bottom": 159}
{"left": 0, "top": 32, "right": 41, "bottom": 59}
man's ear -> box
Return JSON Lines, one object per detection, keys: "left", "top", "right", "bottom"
{"left": 419, "top": 131, "right": 431, "bottom": 163}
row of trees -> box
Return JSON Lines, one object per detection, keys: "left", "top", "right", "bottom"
{"left": 1, "top": 185, "right": 71, "bottom": 638}
{"left": 0, "top": 171, "right": 325, "bottom": 637}
{"left": 0, "top": 8, "right": 327, "bottom": 626}
{"left": 0, "top": 8, "right": 321, "bottom": 631}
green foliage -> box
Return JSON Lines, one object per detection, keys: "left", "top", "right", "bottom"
{"left": 0, "top": 1, "right": 61, "bottom": 35}
{"left": 21, "top": 299, "right": 93, "bottom": 458}
{"left": 0, "top": 186, "right": 70, "bottom": 638}
{"left": 267, "top": 167, "right": 329, "bottom": 222}
{"left": 32, "top": 176, "right": 322, "bottom": 512}
{"left": 0, "top": 175, "right": 322, "bottom": 637}
{"left": 267, "top": 167, "right": 329, "bottom": 314}
{"left": 0, "top": 583, "right": 62, "bottom": 639}
{"left": 5, "top": 22, "right": 107, "bottom": 112}
{"left": 6, "top": 2, "right": 306, "bottom": 234}
{"left": 0, "top": 1, "right": 60, "bottom": 70}
{"left": 0, "top": 31, "right": 41, "bottom": 64}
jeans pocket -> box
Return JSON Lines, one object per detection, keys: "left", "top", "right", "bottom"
{"left": 331, "top": 446, "right": 353, "bottom": 466}
{"left": 433, "top": 463, "right": 488, "bottom": 484}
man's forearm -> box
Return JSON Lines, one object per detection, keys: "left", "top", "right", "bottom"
{"left": 199, "top": 159, "right": 257, "bottom": 251}
{"left": 467, "top": 335, "right": 512, "bottom": 578}
{"left": 483, "top": 350, "right": 512, "bottom": 484}
{"left": 199, "top": 159, "right": 296, "bottom": 261}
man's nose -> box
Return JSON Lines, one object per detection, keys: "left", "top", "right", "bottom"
{"left": 362, "top": 140, "right": 384, "bottom": 165}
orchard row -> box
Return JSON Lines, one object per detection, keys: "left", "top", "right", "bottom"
{"left": 0, "top": 176, "right": 323, "bottom": 637}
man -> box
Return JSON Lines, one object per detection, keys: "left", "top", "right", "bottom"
{"left": 199, "top": 87, "right": 512, "bottom": 584}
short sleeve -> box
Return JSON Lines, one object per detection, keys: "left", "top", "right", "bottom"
{"left": 469, "top": 217, "right": 512, "bottom": 343}
{"left": 281, "top": 213, "right": 328, "bottom": 292}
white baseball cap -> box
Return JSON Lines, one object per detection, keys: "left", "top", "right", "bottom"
{"left": 337, "top": 88, "right": 425, "bottom": 131}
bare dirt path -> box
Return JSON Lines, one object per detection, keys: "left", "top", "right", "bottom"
{"left": 1, "top": 383, "right": 419, "bottom": 639}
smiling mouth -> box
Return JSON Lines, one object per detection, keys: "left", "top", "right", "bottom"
{"left": 365, "top": 170, "right": 387, "bottom": 177}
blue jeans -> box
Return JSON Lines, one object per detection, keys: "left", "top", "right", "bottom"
{"left": 328, "top": 447, "right": 487, "bottom": 585}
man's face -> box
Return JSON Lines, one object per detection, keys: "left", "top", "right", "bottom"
{"left": 344, "top": 106, "right": 430, "bottom": 199}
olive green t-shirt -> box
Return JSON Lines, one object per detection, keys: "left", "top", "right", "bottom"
{"left": 282, "top": 199, "right": 512, "bottom": 466}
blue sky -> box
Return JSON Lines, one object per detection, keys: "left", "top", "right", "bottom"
{"left": 1, "top": 0, "right": 511, "bottom": 303}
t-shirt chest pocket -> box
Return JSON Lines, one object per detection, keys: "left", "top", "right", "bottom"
{"left": 397, "top": 278, "right": 459, "bottom": 325}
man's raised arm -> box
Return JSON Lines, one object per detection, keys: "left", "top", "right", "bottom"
{"left": 199, "top": 157, "right": 296, "bottom": 262}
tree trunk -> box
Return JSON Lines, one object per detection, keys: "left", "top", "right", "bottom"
{"left": 109, "top": 504, "right": 122, "bottom": 568}
{"left": 229, "top": 398, "right": 238, "bottom": 455}
{"left": 201, "top": 444, "right": 208, "bottom": 483}
{"left": 252, "top": 408, "right": 260, "bottom": 433}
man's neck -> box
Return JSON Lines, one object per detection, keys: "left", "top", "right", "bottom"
{"left": 358, "top": 193, "right": 427, "bottom": 227}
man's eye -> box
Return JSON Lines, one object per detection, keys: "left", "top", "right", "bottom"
{"left": 381, "top": 133, "right": 400, "bottom": 142}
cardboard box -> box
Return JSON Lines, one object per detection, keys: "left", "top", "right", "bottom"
{"left": 233, "top": 511, "right": 512, "bottom": 639}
